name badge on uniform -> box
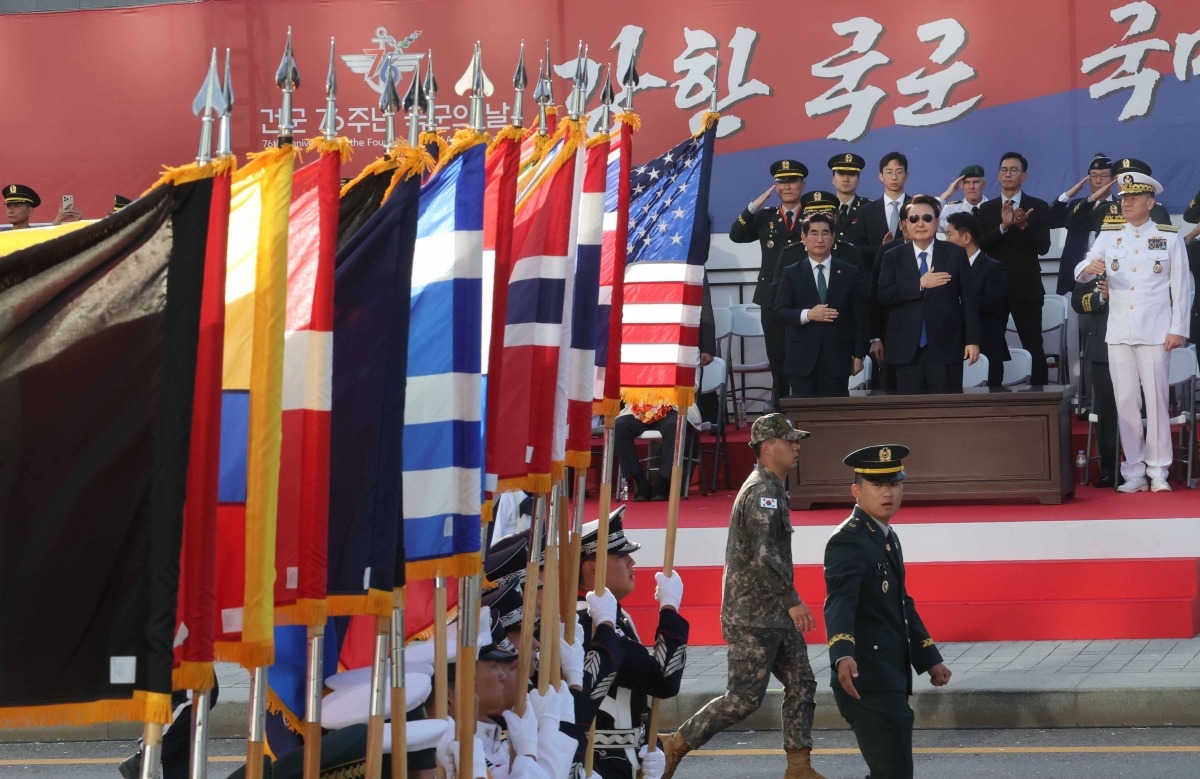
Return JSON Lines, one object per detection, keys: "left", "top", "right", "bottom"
{"left": 760, "top": 497, "right": 778, "bottom": 509}
{"left": 1148, "top": 237, "right": 1167, "bottom": 250}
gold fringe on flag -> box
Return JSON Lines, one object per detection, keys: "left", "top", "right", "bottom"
{"left": 550, "top": 462, "right": 566, "bottom": 483}
{"left": 407, "top": 603, "right": 460, "bottom": 642}
{"left": 496, "top": 473, "right": 553, "bottom": 495}
{"left": 696, "top": 111, "right": 721, "bottom": 135}
{"left": 213, "top": 639, "right": 274, "bottom": 670}
{"left": 586, "top": 133, "right": 611, "bottom": 150}
{"left": 142, "top": 159, "right": 221, "bottom": 195}
{"left": 172, "top": 661, "right": 216, "bottom": 693}
{"left": 266, "top": 687, "right": 306, "bottom": 736}
{"left": 405, "top": 550, "right": 483, "bottom": 582}
{"left": 481, "top": 499, "right": 493, "bottom": 524}
{"left": 307, "top": 135, "right": 354, "bottom": 163}
{"left": 592, "top": 398, "right": 621, "bottom": 417}
{"left": 419, "top": 130, "right": 449, "bottom": 160}
{"left": 327, "top": 588, "right": 395, "bottom": 618}
{"left": 430, "top": 128, "right": 490, "bottom": 177}
{"left": 0, "top": 690, "right": 172, "bottom": 729}
{"left": 514, "top": 118, "right": 585, "bottom": 212}
{"left": 620, "top": 386, "right": 696, "bottom": 411}
{"left": 564, "top": 451, "right": 592, "bottom": 470}
{"left": 339, "top": 155, "right": 399, "bottom": 198}
{"left": 241, "top": 144, "right": 304, "bottom": 178}
{"left": 488, "top": 125, "right": 526, "bottom": 154}
{"left": 382, "top": 145, "right": 436, "bottom": 202}
{"left": 274, "top": 598, "right": 329, "bottom": 628}
{"left": 614, "top": 112, "right": 642, "bottom": 133}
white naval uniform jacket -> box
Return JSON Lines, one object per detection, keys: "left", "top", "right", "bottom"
{"left": 1075, "top": 221, "right": 1193, "bottom": 344}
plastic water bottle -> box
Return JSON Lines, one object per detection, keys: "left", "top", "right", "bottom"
{"left": 736, "top": 397, "right": 747, "bottom": 428}
{"left": 1075, "top": 449, "right": 1088, "bottom": 485}
{"left": 617, "top": 478, "right": 629, "bottom": 502}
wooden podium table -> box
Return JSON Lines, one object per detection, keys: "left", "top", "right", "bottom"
{"left": 780, "top": 386, "right": 1076, "bottom": 509}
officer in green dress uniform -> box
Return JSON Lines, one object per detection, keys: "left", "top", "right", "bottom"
{"left": 823, "top": 445, "right": 952, "bottom": 779}
{"left": 729, "top": 159, "right": 809, "bottom": 407}
{"left": 829, "top": 153, "right": 870, "bottom": 251}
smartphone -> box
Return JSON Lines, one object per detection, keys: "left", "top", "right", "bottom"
{"left": 61, "top": 195, "right": 74, "bottom": 212}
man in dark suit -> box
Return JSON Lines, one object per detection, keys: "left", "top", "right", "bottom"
{"left": 945, "top": 212, "right": 1009, "bottom": 387}
{"left": 1071, "top": 277, "right": 1117, "bottom": 487}
{"left": 730, "top": 159, "right": 809, "bottom": 407}
{"left": 876, "top": 195, "right": 981, "bottom": 393}
{"left": 977, "top": 152, "right": 1052, "bottom": 385}
{"left": 1049, "top": 154, "right": 1113, "bottom": 296}
{"left": 775, "top": 211, "right": 869, "bottom": 397}
{"left": 824, "top": 444, "right": 951, "bottom": 779}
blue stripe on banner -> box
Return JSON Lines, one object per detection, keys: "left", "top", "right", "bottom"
{"left": 454, "top": 146, "right": 485, "bottom": 231}
{"left": 506, "top": 277, "right": 567, "bottom": 325}
{"left": 404, "top": 514, "right": 485, "bottom": 562}
{"left": 404, "top": 419, "right": 483, "bottom": 471}
{"left": 408, "top": 278, "right": 483, "bottom": 376}
{"left": 604, "top": 157, "right": 620, "bottom": 212}
{"left": 571, "top": 243, "right": 601, "bottom": 349}
{"left": 594, "top": 303, "right": 611, "bottom": 367}
{"left": 217, "top": 390, "right": 249, "bottom": 503}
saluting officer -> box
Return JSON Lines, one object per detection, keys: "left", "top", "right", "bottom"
{"left": 730, "top": 159, "right": 809, "bottom": 407}
{"left": 1074, "top": 170, "right": 1193, "bottom": 493}
{"left": 829, "top": 153, "right": 870, "bottom": 249}
{"left": 1065, "top": 157, "right": 1172, "bottom": 234}
{"left": 823, "top": 445, "right": 951, "bottom": 779}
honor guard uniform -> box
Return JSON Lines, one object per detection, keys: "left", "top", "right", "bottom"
{"left": 730, "top": 158, "right": 809, "bottom": 406}
{"left": 1074, "top": 171, "right": 1193, "bottom": 492}
{"left": 1066, "top": 158, "right": 1172, "bottom": 233}
{"left": 576, "top": 509, "right": 689, "bottom": 779}
{"left": 823, "top": 445, "right": 948, "bottom": 779}
{"left": 828, "top": 153, "right": 870, "bottom": 248}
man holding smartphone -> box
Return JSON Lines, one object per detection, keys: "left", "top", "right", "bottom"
{"left": 3, "top": 184, "right": 81, "bottom": 229}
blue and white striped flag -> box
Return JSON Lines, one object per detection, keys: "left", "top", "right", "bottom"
{"left": 403, "top": 139, "right": 486, "bottom": 578}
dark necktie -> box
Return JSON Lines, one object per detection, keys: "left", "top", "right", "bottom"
{"left": 785, "top": 210, "right": 795, "bottom": 231}
{"left": 838, "top": 203, "right": 849, "bottom": 228}
{"left": 816, "top": 263, "right": 827, "bottom": 304}
{"left": 971, "top": 204, "right": 980, "bottom": 218}
{"left": 918, "top": 251, "right": 929, "bottom": 348}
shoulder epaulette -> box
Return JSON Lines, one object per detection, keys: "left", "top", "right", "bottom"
{"left": 945, "top": 199, "right": 963, "bottom": 206}
{"left": 1101, "top": 222, "right": 1122, "bottom": 231}
{"left": 1159, "top": 224, "right": 1179, "bottom": 233}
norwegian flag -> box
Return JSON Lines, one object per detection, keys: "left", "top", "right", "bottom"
{"left": 491, "top": 121, "right": 583, "bottom": 493}
{"left": 592, "top": 116, "right": 635, "bottom": 417}
{"left": 558, "top": 136, "right": 605, "bottom": 470}
{"left": 619, "top": 118, "right": 718, "bottom": 407}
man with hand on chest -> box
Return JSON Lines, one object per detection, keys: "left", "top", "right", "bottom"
{"left": 730, "top": 159, "right": 809, "bottom": 407}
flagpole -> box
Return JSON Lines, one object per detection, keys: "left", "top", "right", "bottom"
{"left": 140, "top": 723, "right": 162, "bottom": 779}
{"left": 456, "top": 571, "right": 481, "bottom": 778}
{"left": 189, "top": 689, "right": 211, "bottom": 779}
{"left": 539, "top": 482, "right": 562, "bottom": 693}
{"left": 404, "top": 61, "right": 424, "bottom": 149}
{"left": 432, "top": 577, "right": 449, "bottom": 722}
{"left": 515, "top": 495, "right": 545, "bottom": 714}
{"left": 562, "top": 469, "right": 585, "bottom": 642}
{"left": 390, "top": 588, "right": 409, "bottom": 779}
{"left": 365, "top": 616, "right": 390, "bottom": 779}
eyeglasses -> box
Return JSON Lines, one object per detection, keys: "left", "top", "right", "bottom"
{"left": 906, "top": 213, "right": 936, "bottom": 224}
{"left": 998, "top": 167, "right": 1024, "bottom": 175}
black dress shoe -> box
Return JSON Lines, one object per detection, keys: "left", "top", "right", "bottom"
{"left": 651, "top": 479, "right": 672, "bottom": 501}
{"left": 118, "top": 752, "right": 141, "bottom": 779}
{"left": 1093, "top": 473, "right": 1115, "bottom": 488}
{"left": 633, "top": 479, "right": 653, "bottom": 502}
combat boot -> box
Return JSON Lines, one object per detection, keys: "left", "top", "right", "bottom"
{"left": 658, "top": 731, "right": 692, "bottom": 779}
{"left": 784, "top": 747, "right": 828, "bottom": 779}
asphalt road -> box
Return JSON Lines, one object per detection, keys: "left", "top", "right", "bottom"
{"left": 2, "top": 728, "right": 1199, "bottom": 777}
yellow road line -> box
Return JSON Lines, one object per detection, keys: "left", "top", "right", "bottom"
{"left": 6, "top": 745, "right": 1200, "bottom": 766}
{"left": 692, "top": 746, "right": 1200, "bottom": 756}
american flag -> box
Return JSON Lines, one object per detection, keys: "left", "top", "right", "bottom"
{"left": 619, "top": 119, "right": 717, "bottom": 407}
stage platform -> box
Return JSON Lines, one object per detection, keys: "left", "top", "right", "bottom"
{"left": 585, "top": 419, "right": 1200, "bottom": 645}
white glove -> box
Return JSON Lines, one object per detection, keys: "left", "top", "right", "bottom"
{"left": 639, "top": 744, "right": 666, "bottom": 779}
{"left": 654, "top": 571, "right": 683, "bottom": 611}
{"left": 559, "top": 618, "right": 585, "bottom": 687}
{"left": 533, "top": 683, "right": 561, "bottom": 734}
{"left": 502, "top": 702, "right": 540, "bottom": 757}
{"left": 526, "top": 686, "right": 550, "bottom": 723}
{"left": 586, "top": 588, "right": 618, "bottom": 627}
{"left": 555, "top": 680, "right": 576, "bottom": 723}
{"left": 434, "top": 717, "right": 458, "bottom": 779}
{"left": 469, "top": 736, "right": 488, "bottom": 779}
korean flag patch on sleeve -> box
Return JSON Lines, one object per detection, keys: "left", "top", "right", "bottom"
{"left": 760, "top": 496, "right": 778, "bottom": 509}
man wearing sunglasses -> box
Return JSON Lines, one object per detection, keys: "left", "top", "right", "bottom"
{"left": 876, "top": 195, "right": 981, "bottom": 393}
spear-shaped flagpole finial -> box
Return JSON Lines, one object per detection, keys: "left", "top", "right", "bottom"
{"left": 598, "top": 64, "right": 613, "bottom": 134}
{"left": 217, "top": 48, "right": 235, "bottom": 157}
{"left": 511, "top": 40, "right": 527, "bottom": 128}
{"left": 379, "top": 53, "right": 401, "bottom": 148}
{"left": 422, "top": 50, "right": 439, "bottom": 133}
{"left": 532, "top": 58, "right": 549, "bottom": 135}
{"left": 621, "top": 50, "right": 640, "bottom": 112}
{"left": 322, "top": 37, "right": 338, "bottom": 141}
{"left": 452, "top": 41, "right": 493, "bottom": 133}
{"left": 568, "top": 41, "right": 590, "bottom": 120}
{"left": 193, "top": 48, "right": 226, "bottom": 164}
{"left": 403, "top": 60, "right": 424, "bottom": 147}
{"left": 275, "top": 27, "right": 301, "bottom": 145}
{"left": 709, "top": 54, "right": 720, "bottom": 113}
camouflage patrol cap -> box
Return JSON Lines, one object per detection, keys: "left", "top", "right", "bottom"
{"left": 749, "top": 413, "right": 811, "bottom": 446}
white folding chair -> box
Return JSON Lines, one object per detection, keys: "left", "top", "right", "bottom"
{"left": 694, "top": 356, "right": 731, "bottom": 493}
{"left": 848, "top": 357, "right": 873, "bottom": 391}
{"left": 1002, "top": 348, "right": 1033, "bottom": 386}
{"left": 962, "top": 354, "right": 989, "bottom": 388}
{"left": 1042, "top": 294, "right": 1070, "bottom": 385}
{"left": 725, "top": 302, "right": 773, "bottom": 424}
{"left": 1161, "top": 346, "right": 1198, "bottom": 488}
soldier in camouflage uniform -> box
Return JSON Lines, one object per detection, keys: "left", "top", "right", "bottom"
{"left": 660, "top": 413, "right": 827, "bottom": 779}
